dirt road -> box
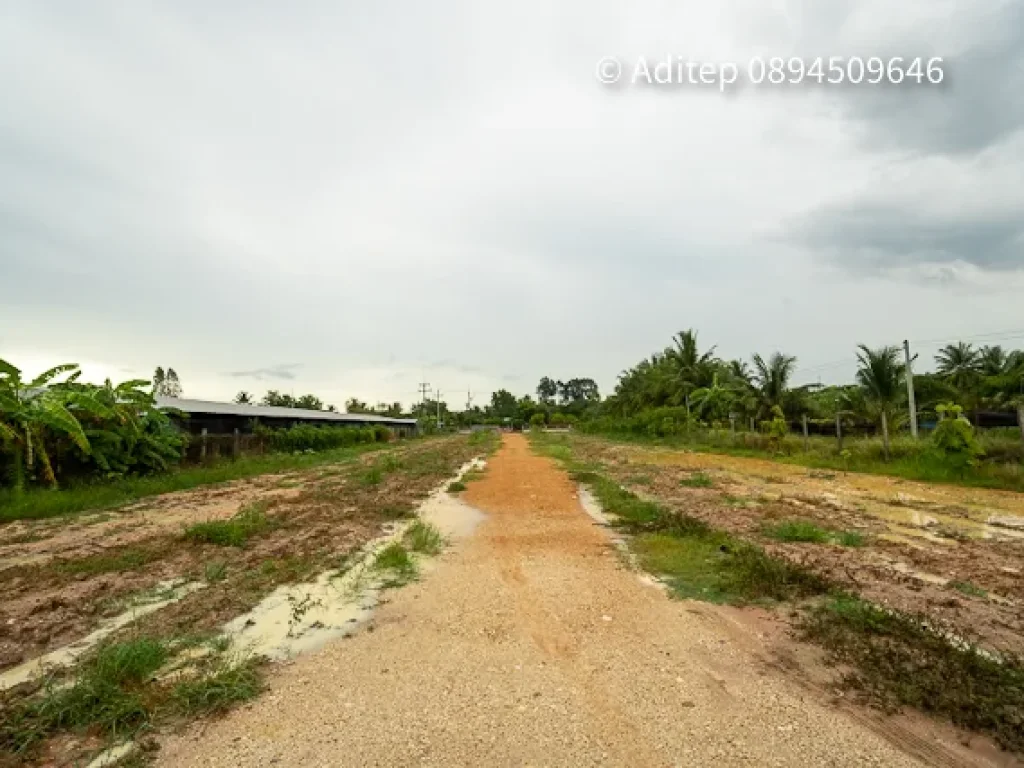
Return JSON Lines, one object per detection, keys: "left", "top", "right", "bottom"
{"left": 157, "top": 434, "right": 924, "bottom": 767}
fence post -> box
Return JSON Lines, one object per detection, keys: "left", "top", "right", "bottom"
{"left": 233, "top": 428, "right": 240, "bottom": 458}
{"left": 200, "top": 428, "right": 208, "bottom": 461}
{"left": 835, "top": 413, "right": 843, "bottom": 453}
{"left": 802, "top": 414, "right": 809, "bottom": 452}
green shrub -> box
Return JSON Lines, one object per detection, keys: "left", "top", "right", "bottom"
{"left": 184, "top": 501, "right": 272, "bottom": 547}
{"left": 930, "top": 404, "right": 985, "bottom": 476}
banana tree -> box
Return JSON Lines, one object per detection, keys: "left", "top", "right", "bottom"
{"left": 0, "top": 359, "right": 91, "bottom": 491}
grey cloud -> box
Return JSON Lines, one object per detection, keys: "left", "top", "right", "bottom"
{"left": 788, "top": 203, "right": 1024, "bottom": 273}
{"left": 224, "top": 364, "right": 302, "bottom": 381}
{"left": 831, "top": 4, "right": 1023, "bottom": 157}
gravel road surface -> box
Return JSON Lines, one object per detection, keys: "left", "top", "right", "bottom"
{"left": 157, "top": 434, "right": 924, "bottom": 767}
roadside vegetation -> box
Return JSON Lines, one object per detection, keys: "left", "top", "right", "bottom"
{"left": 571, "top": 330, "right": 1024, "bottom": 492}
{"left": 0, "top": 634, "right": 263, "bottom": 762}
{"left": 531, "top": 430, "right": 1024, "bottom": 755}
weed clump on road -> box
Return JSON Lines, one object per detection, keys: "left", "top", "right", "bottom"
{"left": 447, "top": 481, "right": 467, "bottom": 493}
{"left": 184, "top": 501, "right": 273, "bottom": 547}
{"left": 802, "top": 594, "right": 1024, "bottom": 753}
{"left": 404, "top": 521, "right": 443, "bottom": 555}
{"left": 373, "top": 543, "right": 417, "bottom": 586}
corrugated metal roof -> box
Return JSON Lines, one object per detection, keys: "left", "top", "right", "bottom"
{"left": 155, "top": 396, "right": 417, "bottom": 426}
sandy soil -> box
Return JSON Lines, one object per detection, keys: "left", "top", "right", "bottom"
{"left": 0, "top": 441, "right": 466, "bottom": 675}
{"left": 155, "top": 435, "right": 950, "bottom": 767}
{"left": 573, "top": 438, "right": 1024, "bottom": 656}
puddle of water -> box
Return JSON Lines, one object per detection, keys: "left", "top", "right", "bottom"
{"left": 889, "top": 560, "right": 949, "bottom": 586}
{"left": 222, "top": 458, "right": 488, "bottom": 663}
{"left": 0, "top": 580, "right": 204, "bottom": 691}
{"left": 86, "top": 742, "right": 135, "bottom": 768}
{"left": 420, "top": 458, "right": 488, "bottom": 537}
{"left": 863, "top": 500, "right": 1024, "bottom": 542}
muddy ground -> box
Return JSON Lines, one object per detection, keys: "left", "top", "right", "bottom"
{"left": 567, "top": 435, "right": 1024, "bottom": 656}
{"left": 0, "top": 436, "right": 480, "bottom": 682}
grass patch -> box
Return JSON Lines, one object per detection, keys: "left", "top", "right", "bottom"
{"left": 679, "top": 472, "right": 714, "bottom": 488}
{"left": 835, "top": 530, "right": 866, "bottom": 547}
{"left": 375, "top": 503, "right": 413, "bottom": 520}
{"left": 765, "top": 519, "right": 831, "bottom": 543}
{"left": 0, "top": 638, "right": 169, "bottom": 756}
{"left": 764, "top": 519, "right": 867, "bottom": 548}
{"left": 172, "top": 661, "right": 263, "bottom": 716}
{"left": 0, "top": 442, "right": 393, "bottom": 524}
{"left": 802, "top": 594, "right": 1024, "bottom": 753}
{"left": 373, "top": 542, "right": 417, "bottom": 586}
{"left": 951, "top": 580, "right": 988, "bottom": 598}
{"left": 358, "top": 466, "right": 384, "bottom": 486}
{"left": 403, "top": 521, "right": 443, "bottom": 555}
{"left": 578, "top": 470, "right": 827, "bottom": 604}
{"left": 203, "top": 560, "right": 228, "bottom": 583}
{"left": 183, "top": 501, "right": 273, "bottom": 547}
{"left": 447, "top": 481, "right": 467, "bottom": 493}
{"left": 55, "top": 547, "right": 162, "bottom": 576}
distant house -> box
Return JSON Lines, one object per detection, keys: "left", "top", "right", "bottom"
{"left": 156, "top": 396, "right": 418, "bottom": 437}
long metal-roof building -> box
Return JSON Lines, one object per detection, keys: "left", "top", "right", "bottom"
{"left": 156, "top": 396, "right": 418, "bottom": 436}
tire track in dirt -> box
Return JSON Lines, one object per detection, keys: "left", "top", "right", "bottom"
{"left": 155, "top": 434, "right": 927, "bottom": 767}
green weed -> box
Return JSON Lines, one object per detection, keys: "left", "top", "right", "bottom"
{"left": 404, "top": 521, "right": 443, "bottom": 555}
{"left": 359, "top": 466, "right": 384, "bottom": 486}
{"left": 55, "top": 547, "right": 162, "bottom": 576}
{"left": 447, "top": 481, "right": 467, "bottom": 493}
{"left": 0, "top": 638, "right": 169, "bottom": 755}
{"left": 764, "top": 519, "right": 866, "bottom": 548}
{"left": 203, "top": 560, "right": 228, "bottom": 583}
{"left": 171, "top": 661, "right": 263, "bottom": 717}
{"left": 951, "top": 580, "right": 988, "bottom": 598}
{"left": 373, "top": 543, "right": 417, "bottom": 585}
{"left": 183, "top": 501, "right": 273, "bottom": 547}
{"left": 679, "top": 472, "right": 714, "bottom": 488}
{"left": 802, "top": 594, "right": 1024, "bottom": 753}
{"left": 765, "top": 520, "right": 831, "bottom": 543}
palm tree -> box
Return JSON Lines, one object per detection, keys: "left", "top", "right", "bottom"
{"left": 979, "top": 345, "right": 1008, "bottom": 377}
{"left": 751, "top": 352, "right": 797, "bottom": 418}
{"left": 666, "top": 330, "right": 717, "bottom": 413}
{"left": 234, "top": 391, "right": 254, "bottom": 405}
{"left": 855, "top": 345, "right": 906, "bottom": 461}
{"left": 0, "top": 359, "right": 91, "bottom": 491}
{"left": 935, "top": 342, "right": 981, "bottom": 392}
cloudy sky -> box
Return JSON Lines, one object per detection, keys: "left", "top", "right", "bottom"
{"left": 2, "top": 1, "right": 1022, "bottom": 410}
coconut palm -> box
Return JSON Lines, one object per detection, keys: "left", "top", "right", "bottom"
{"left": 751, "top": 352, "right": 797, "bottom": 417}
{"left": 666, "top": 329, "right": 718, "bottom": 413}
{"left": 979, "top": 345, "right": 1009, "bottom": 377}
{"left": 855, "top": 345, "right": 906, "bottom": 461}
{"left": 935, "top": 342, "right": 982, "bottom": 392}
{"left": 0, "top": 359, "right": 90, "bottom": 490}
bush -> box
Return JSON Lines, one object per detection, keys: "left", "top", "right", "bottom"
{"left": 256, "top": 424, "right": 384, "bottom": 453}
{"left": 529, "top": 413, "right": 547, "bottom": 428}
{"left": 930, "top": 404, "right": 985, "bottom": 476}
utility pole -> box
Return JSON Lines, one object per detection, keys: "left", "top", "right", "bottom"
{"left": 418, "top": 381, "right": 431, "bottom": 418}
{"left": 436, "top": 389, "right": 443, "bottom": 428}
{"left": 903, "top": 340, "right": 919, "bottom": 439}
{"left": 466, "top": 389, "right": 473, "bottom": 412}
